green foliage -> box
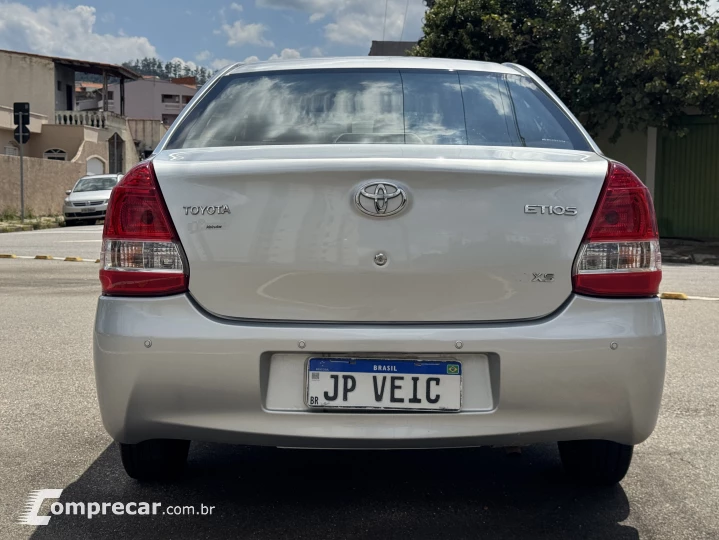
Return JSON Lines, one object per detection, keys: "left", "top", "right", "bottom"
{"left": 415, "top": 0, "right": 719, "bottom": 140}
{"left": 0, "top": 207, "right": 17, "bottom": 221}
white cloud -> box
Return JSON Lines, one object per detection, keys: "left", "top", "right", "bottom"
{"left": 310, "top": 46, "right": 323, "bottom": 57}
{"left": 256, "top": 0, "right": 426, "bottom": 47}
{"left": 243, "top": 55, "right": 260, "bottom": 64}
{"left": 0, "top": 3, "right": 157, "bottom": 63}
{"left": 267, "top": 48, "right": 301, "bottom": 61}
{"left": 219, "top": 20, "right": 274, "bottom": 47}
{"left": 256, "top": 0, "right": 337, "bottom": 13}
{"left": 170, "top": 57, "right": 198, "bottom": 72}
{"left": 195, "top": 50, "right": 212, "bottom": 62}
{"left": 230, "top": 2, "right": 244, "bottom": 11}
{"left": 211, "top": 57, "right": 240, "bottom": 69}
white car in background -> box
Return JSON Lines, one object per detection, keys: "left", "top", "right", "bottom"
{"left": 93, "top": 57, "right": 666, "bottom": 486}
{"left": 63, "top": 174, "right": 122, "bottom": 226}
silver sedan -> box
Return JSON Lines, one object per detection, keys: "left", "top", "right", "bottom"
{"left": 63, "top": 174, "right": 121, "bottom": 225}
{"left": 93, "top": 57, "right": 665, "bottom": 486}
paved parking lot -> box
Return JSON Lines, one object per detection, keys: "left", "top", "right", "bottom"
{"left": 1, "top": 227, "right": 718, "bottom": 539}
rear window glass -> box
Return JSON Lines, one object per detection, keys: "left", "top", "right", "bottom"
{"left": 166, "top": 69, "right": 590, "bottom": 151}
{"left": 505, "top": 75, "right": 589, "bottom": 150}
{"left": 73, "top": 176, "right": 117, "bottom": 192}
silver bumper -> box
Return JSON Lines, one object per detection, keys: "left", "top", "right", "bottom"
{"left": 63, "top": 203, "right": 108, "bottom": 219}
{"left": 94, "top": 294, "right": 666, "bottom": 448}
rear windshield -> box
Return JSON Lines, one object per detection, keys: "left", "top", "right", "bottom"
{"left": 165, "top": 69, "right": 590, "bottom": 151}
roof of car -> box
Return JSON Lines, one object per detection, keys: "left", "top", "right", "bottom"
{"left": 226, "top": 56, "right": 521, "bottom": 76}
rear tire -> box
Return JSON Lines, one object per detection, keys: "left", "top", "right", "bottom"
{"left": 558, "top": 439, "right": 633, "bottom": 486}
{"left": 64, "top": 219, "right": 76, "bottom": 227}
{"left": 119, "top": 439, "right": 190, "bottom": 481}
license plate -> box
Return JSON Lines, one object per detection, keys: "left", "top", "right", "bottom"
{"left": 80, "top": 207, "right": 95, "bottom": 213}
{"left": 307, "top": 358, "right": 461, "bottom": 411}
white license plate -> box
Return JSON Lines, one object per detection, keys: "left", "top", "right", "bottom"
{"left": 80, "top": 207, "right": 95, "bottom": 213}
{"left": 307, "top": 358, "right": 461, "bottom": 411}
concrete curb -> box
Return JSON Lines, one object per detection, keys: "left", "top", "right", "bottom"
{"left": 0, "top": 222, "right": 61, "bottom": 234}
{"left": 0, "top": 254, "right": 99, "bottom": 263}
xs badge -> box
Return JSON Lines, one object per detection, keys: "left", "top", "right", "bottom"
{"left": 524, "top": 205, "right": 577, "bottom": 216}
{"left": 532, "top": 273, "right": 555, "bottom": 282}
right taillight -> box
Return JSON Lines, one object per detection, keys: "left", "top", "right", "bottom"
{"left": 100, "top": 161, "right": 188, "bottom": 296}
{"left": 573, "top": 161, "right": 662, "bottom": 297}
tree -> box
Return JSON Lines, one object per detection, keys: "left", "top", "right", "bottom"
{"left": 119, "top": 57, "right": 213, "bottom": 85}
{"left": 414, "top": 0, "right": 719, "bottom": 140}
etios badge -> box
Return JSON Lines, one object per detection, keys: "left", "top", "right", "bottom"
{"left": 355, "top": 182, "right": 407, "bottom": 217}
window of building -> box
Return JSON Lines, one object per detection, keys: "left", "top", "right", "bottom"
{"left": 57, "top": 81, "right": 62, "bottom": 91}
{"left": 182, "top": 95, "right": 192, "bottom": 104}
{"left": 107, "top": 91, "right": 114, "bottom": 100}
{"left": 162, "top": 114, "right": 179, "bottom": 126}
{"left": 162, "top": 94, "right": 180, "bottom": 104}
{"left": 4, "top": 142, "right": 19, "bottom": 156}
{"left": 43, "top": 148, "right": 68, "bottom": 161}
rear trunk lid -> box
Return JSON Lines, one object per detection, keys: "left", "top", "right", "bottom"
{"left": 154, "top": 145, "right": 608, "bottom": 322}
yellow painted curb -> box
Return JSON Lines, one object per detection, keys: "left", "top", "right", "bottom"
{"left": 34, "top": 255, "right": 54, "bottom": 260}
{"left": 0, "top": 254, "right": 17, "bottom": 258}
{"left": 64, "top": 257, "right": 84, "bottom": 262}
{"left": 95, "top": 259, "right": 101, "bottom": 263}
{"left": 660, "top": 292, "right": 688, "bottom": 300}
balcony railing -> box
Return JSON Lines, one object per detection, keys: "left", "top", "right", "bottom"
{"left": 55, "top": 110, "right": 125, "bottom": 129}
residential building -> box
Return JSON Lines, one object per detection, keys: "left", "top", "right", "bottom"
{"left": 0, "top": 49, "right": 141, "bottom": 215}
{"left": 107, "top": 76, "right": 198, "bottom": 127}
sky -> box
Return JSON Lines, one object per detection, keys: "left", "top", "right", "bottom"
{"left": 0, "top": 0, "right": 429, "bottom": 72}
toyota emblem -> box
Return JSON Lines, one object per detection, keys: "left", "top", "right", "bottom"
{"left": 354, "top": 181, "right": 408, "bottom": 217}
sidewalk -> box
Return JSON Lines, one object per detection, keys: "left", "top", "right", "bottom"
{"left": 661, "top": 239, "right": 719, "bottom": 265}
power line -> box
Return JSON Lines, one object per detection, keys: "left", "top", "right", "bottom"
{"left": 399, "top": 0, "right": 411, "bottom": 41}
{"left": 382, "top": 0, "right": 390, "bottom": 43}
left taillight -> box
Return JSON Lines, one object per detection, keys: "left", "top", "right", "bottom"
{"left": 100, "top": 161, "right": 188, "bottom": 296}
{"left": 572, "top": 161, "right": 661, "bottom": 297}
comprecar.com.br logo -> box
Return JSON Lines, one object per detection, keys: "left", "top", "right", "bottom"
{"left": 18, "top": 490, "right": 215, "bottom": 525}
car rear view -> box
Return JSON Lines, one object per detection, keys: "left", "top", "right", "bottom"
{"left": 93, "top": 57, "right": 665, "bottom": 485}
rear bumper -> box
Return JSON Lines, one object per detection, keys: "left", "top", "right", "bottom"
{"left": 94, "top": 294, "right": 666, "bottom": 448}
{"left": 64, "top": 206, "right": 107, "bottom": 220}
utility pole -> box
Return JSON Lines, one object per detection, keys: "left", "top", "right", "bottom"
{"left": 13, "top": 102, "right": 31, "bottom": 222}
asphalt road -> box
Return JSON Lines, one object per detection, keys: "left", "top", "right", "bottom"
{"left": 0, "top": 224, "right": 104, "bottom": 260}
{"left": 1, "top": 229, "right": 718, "bottom": 539}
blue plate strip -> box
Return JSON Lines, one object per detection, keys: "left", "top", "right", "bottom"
{"left": 308, "top": 358, "right": 461, "bottom": 376}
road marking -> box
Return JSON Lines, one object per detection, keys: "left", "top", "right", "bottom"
{"left": 2, "top": 228, "right": 102, "bottom": 235}
{"left": 0, "top": 254, "right": 17, "bottom": 258}
{"left": 660, "top": 292, "right": 688, "bottom": 300}
{"left": 7, "top": 255, "right": 98, "bottom": 263}
{"left": 686, "top": 295, "right": 719, "bottom": 301}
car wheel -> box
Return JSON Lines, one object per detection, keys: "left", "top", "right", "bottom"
{"left": 119, "top": 439, "right": 190, "bottom": 481}
{"left": 64, "top": 219, "right": 76, "bottom": 227}
{"left": 558, "top": 439, "right": 633, "bottom": 486}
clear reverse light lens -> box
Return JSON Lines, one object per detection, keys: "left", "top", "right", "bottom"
{"left": 575, "top": 240, "right": 661, "bottom": 274}
{"left": 101, "top": 240, "right": 184, "bottom": 272}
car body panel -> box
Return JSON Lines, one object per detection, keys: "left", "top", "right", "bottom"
{"left": 154, "top": 146, "right": 609, "bottom": 322}
{"left": 94, "top": 293, "right": 666, "bottom": 448}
